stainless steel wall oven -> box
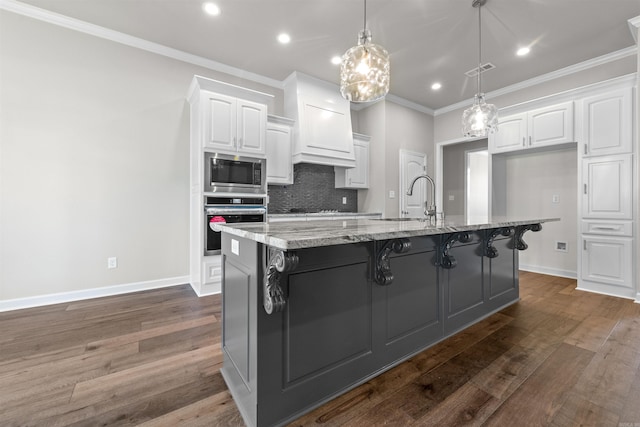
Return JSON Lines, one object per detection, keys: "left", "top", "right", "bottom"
{"left": 204, "top": 196, "right": 266, "bottom": 255}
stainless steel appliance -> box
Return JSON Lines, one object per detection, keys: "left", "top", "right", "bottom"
{"left": 204, "top": 152, "right": 266, "bottom": 194}
{"left": 204, "top": 196, "right": 266, "bottom": 255}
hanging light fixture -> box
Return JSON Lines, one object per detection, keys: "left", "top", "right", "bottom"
{"left": 462, "top": 0, "right": 498, "bottom": 137}
{"left": 340, "top": 0, "right": 390, "bottom": 103}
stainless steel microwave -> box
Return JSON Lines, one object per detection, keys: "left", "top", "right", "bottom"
{"left": 204, "top": 152, "right": 266, "bottom": 194}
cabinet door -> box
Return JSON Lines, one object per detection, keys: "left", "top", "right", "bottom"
{"left": 266, "top": 122, "right": 293, "bottom": 184}
{"left": 581, "top": 236, "right": 633, "bottom": 289}
{"left": 528, "top": 101, "right": 574, "bottom": 148}
{"left": 346, "top": 140, "right": 369, "bottom": 188}
{"left": 237, "top": 100, "right": 266, "bottom": 155}
{"left": 489, "top": 113, "right": 527, "bottom": 153}
{"left": 582, "top": 88, "right": 632, "bottom": 156}
{"left": 203, "top": 92, "right": 237, "bottom": 151}
{"left": 582, "top": 154, "right": 633, "bottom": 219}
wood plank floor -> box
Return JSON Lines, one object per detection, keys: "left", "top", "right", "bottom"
{"left": 1, "top": 272, "right": 639, "bottom": 426}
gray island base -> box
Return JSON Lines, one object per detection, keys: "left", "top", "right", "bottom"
{"left": 216, "top": 216, "right": 558, "bottom": 427}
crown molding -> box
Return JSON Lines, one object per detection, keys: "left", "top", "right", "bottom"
{"left": 384, "top": 94, "right": 435, "bottom": 115}
{"left": 629, "top": 16, "right": 640, "bottom": 43}
{"left": 434, "top": 45, "right": 638, "bottom": 116}
{"left": 0, "top": 0, "right": 284, "bottom": 90}
{"left": 2, "top": 0, "right": 637, "bottom": 117}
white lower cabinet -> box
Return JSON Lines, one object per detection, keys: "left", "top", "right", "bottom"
{"left": 581, "top": 235, "right": 633, "bottom": 291}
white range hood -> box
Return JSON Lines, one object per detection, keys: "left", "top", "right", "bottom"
{"left": 283, "top": 72, "right": 356, "bottom": 168}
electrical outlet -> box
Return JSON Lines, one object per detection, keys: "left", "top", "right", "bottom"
{"left": 449, "top": 195, "right": 455, "bottom": 201}
{"left": 107, "top": 257, "right": 118, "bottom": 269}
{"left": 342, "top": 196, "right": 347, "bottom": 205}
{"left": 555, "top": 241, "right": 568, "bottom": 252}
{"left": 552, "top": 195, "right": 560, "bottom": 203}
{"left": 389, "top": 190, "right": 395, "bottom": 199}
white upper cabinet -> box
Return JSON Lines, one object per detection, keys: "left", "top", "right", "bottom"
{"left": 528, "top": 102, "right": 574, "bottom": 148}
{"left": 203, "top": 92, "right": 267, "bottom": 156}
{"left": 489, "top": 101, "right": 574, "bottom": 153}
{"left": 335, "top": 134, "right": 370, "bottom": 189}
{"left": 188, "top": 76, "right": 272, "bottom": 158}
{"left": 582, "top": 154, "right": 633, "bottom": 219}
{"left": 205, "top": 93, "right": 236, "bottom": 151}
{"left": 266, "top": 115, "right": 294, "bottom": 185}
{"left": 581, "top": 87, "right": 633, "bottom": 156}
{"left": 284, "top": 72, "right": 356, "bottom": 168}
{"left": 490, "top": 113, "right": 527, "bottom": 153}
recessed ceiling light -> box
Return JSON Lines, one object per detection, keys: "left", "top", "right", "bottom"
{"left": 277, "top": 33, "right": 291, "bottom": 44}
{"left": 431, "top": 82, "right": 442, "bottom": 90}
{"left": 517, "top": 47, "right": 530, "bottom": 56}
{"left": 331, "top": 56, "right": 342, "bottom": 65}
{"left": 202, "top": 2, "right": 220, "bottom": 16}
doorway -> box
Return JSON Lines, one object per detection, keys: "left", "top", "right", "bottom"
{"left": 440, "top": 138, "right": 488, "bottom": 217}
{"left": 465, "top": 149, "right": 489, "bottom": 220}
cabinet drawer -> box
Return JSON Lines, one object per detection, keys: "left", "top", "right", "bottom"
{"left": 581, "top": 220, "right": 632, "bottom": 236}
{"left": 203, "top": 257, "right": 222, "bottom": 284}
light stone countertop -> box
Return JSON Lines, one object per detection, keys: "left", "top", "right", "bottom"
{"left": 214, "top": 216, "right": 560, "bottom": 250}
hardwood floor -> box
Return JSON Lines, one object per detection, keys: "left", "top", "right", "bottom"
{"left": 1, "top": 272, "right": 639, "bottom": 426}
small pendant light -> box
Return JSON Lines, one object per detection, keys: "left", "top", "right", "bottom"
{"left": 340, "top": 0, "right": 390, "bottom": 103}
{"left": 462, "top": 0, "right": 498, "bottom": 137}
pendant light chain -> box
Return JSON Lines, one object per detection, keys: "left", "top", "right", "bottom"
{"left": 477, "top": 2, "right": 482, "bottom": 95}
{"left": 363, "top": 0, "right": 367, "bottom": 31}
{"left": 461, "top": 0, "right": 498, "bottom": 137}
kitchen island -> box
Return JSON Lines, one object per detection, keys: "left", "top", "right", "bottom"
{"left": 215, "top": 216, "right": 557, "bottom": 427}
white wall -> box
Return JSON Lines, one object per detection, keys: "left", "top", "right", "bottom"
{"left": 502, "top": 148, "right": 578, "bottom": 277}
{"left": 0, "top": 10, "right": 281, "bottom": 304}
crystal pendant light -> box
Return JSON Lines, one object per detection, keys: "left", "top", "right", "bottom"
{"left": 462, "top": 0, "right": 498, "bottom": 137}
{"left": 340, "top": 0, "right": 390, "bottom": 103}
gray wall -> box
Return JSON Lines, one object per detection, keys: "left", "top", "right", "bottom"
{"left": 0, "top": 10, "right": 282, "bottom": 302}
{"left": 442, "top": 139, "right": 488, "bottom": 216}
{"left": 502, "top": 148, "right": 578, "bottom": 276}
{"left": 354, "top": 101, "right": 434, "bottom": 218}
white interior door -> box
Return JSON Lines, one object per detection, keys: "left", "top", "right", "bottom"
{"left": 465, "top": 149, "right": 489, "bottom": 220}
{"left": 399, "top": 150, "right": 427, "bottom": 218}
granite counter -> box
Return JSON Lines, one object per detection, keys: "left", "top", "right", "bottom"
{"left": 214, "top": 215, "right": 559, "bottom": 250}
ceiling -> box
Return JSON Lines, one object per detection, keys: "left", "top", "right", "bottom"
{"left": 9, "top": 0, "right": 640, "bottom": 111}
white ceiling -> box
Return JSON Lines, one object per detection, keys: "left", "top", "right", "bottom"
{"left": 8, "top": 0, "right": 640, "bottom": 111}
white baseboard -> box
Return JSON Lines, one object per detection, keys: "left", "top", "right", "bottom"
{"left": 189, "top": 281, "right": 221, "bottom": 297}
{"left": 519, "top": 264, "right": 577, "bottom": 279}
{"left": 0, "top": 275, "right": 190, "bottom": 313}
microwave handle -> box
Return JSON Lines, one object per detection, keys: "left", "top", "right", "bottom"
{"left": 206, "top": 207, "right": 267, "bottom": 215}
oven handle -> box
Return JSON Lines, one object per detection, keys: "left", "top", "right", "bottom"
{"left": 206, "top": 207, "right": 267, "bottom": 216}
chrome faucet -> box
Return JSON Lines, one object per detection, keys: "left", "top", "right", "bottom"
{"left": 407, "top": 174, "right": 437, "bottom": 221}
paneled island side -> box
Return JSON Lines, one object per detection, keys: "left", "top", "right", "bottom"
{"left": 214, "top": 216, "right": 558, "bottom": 427}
